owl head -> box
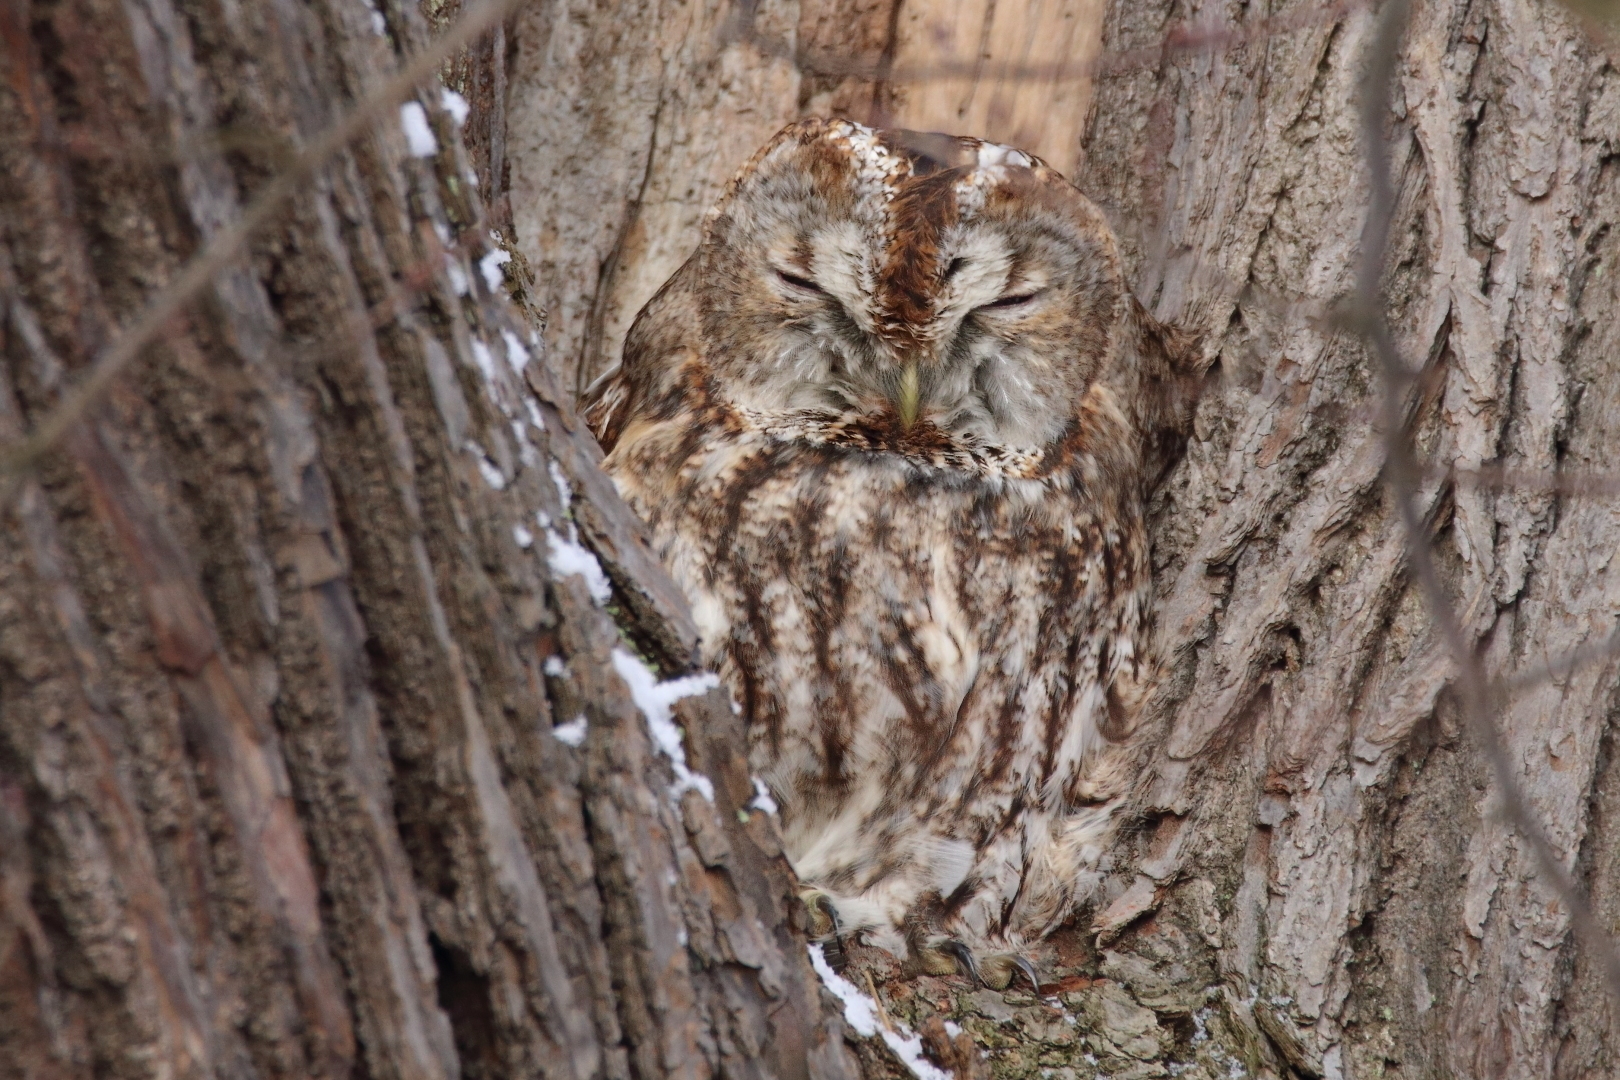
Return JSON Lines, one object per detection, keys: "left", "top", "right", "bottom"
{"left": 594, "top": 119, "right": 1201, "bottom": 470}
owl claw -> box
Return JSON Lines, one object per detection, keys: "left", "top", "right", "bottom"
{"left": 800, "top": 889, "right": 849, "bottom": 972}
{"left": 913, "top": 937, "right": 983, "bottom": 982}
{"left": 978, "top": 952, "right": 1042, "bottom": 993}
{"left": 917, "top": 939, "right": 1040, "bottom": 991}
{"left": 940, "top": 939, "right": 983, "bottom": 983}
{"left": 798, "top": 888, "right": 841, "bottom": 939}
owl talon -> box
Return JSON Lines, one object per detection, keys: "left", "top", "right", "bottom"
{"left": 913, "top": 937, "right": 982, "bottom": 982}
{"left": 978, "top": 952, "right": 1041, "bottom": 992}
{"left": 800, "top": 889, "right": 848, "bottom": 972}
{"left": 798, "top": 888, "right": 841, "bottom": 939}
{"left": 916, "top": 939, "right": 1040, "bottom": 990}
{"left": 940, "top": 939, "right": 983, "bottom": 984}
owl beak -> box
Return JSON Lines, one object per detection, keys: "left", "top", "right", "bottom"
{"left": 896, "top": 362, "right": 921, "bottom": 431}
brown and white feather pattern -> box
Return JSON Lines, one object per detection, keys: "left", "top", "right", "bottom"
{"left": 585, "top": 119, "right": 1201, "bottom": 959}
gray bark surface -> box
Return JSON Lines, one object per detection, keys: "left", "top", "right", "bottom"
{"left": 505, "top": 0, "right": 806, "bottom": 399}
{"left": 1081, "top": 1, "right": 1620, "bottom": 1075}
{"left": 0, "top": 2, "right": 855, "bottom": 1078}
{"left": 502, "top": 0, "right": 1620, "bottom": 1077}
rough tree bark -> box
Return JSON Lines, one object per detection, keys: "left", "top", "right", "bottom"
{"left": 1082, "top": 2, "right": 1620, "bottom": 1076}
{"left": 505, "top": 0, "right": 1620, "bottom": 1077}
{"left": 0, "top": 2, "right": 856, "bottom": 1079}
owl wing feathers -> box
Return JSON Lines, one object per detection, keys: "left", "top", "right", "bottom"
{"left": 582, "top": 255, "right": 709, "bottom": 452}
{"left": 1118, "top": 297, "right": 1211, "bottom": 488}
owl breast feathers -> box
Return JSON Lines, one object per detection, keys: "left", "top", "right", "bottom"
{"left": 584, "top": 118, "right": 1201, "bottom": 983}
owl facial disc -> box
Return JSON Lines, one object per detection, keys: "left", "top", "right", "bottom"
{"left": 695, "top": 118, "right": 1130, "bottom": 452}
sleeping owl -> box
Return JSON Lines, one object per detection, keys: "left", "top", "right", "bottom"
{"left": 583, "top": 118, "right": 1201, "bottom": 988}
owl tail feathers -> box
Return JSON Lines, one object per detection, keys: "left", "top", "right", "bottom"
{"left": 1032, "top": 800, "right": 1121, "bottom": 925}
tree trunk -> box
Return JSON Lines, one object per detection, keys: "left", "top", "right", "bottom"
{"left": 0, "top": 3, "right": 855, "bottom": 1079}
{"left": 8, "top": 0, "right": 1620, "bottom": 1076}
{"left": 1081, "top": 1, "right": 1620, "bottom": 1076}
{"left": 505, "top": 0, "right": 1620, "bottom": 1077}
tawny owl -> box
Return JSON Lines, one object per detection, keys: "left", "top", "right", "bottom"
{"left": 584, "top": 118, "right": 1201, "bottom": 987}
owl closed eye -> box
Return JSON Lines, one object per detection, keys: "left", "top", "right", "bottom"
{"left": 687, "top": 128, "right": 1131, "bottom": 447}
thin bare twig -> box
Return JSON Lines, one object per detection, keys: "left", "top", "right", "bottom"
{"left": 0, "top": 220, "right": 491, "bottom": 509}
{"left": 0, "top": 0, "right": 519, "bottom": 499}
{"left": 299, "top": 222, "right": 494, "bottom": 373}
{"left": 1428, "top": 460, "right": 1620, "bottom": 498}
{"left": 25, "top": 124, "right": 303, "bottom": 170}
{"left": 1496, "top": 625, "right": 1620, "bottom": 698}
{"left": 1352, "top": 0, "right": 1620, "bottom": 1001}
{"left": 728, "top": 0, "right": 1366, "bottom": 86}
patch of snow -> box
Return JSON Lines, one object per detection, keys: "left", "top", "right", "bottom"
{"left": 815, "top": 955, "right": 879, "bottom": 1038}
{"left": 476, "top": 458, "right": 505, "bottom": 491}
{"left": 749, "top": 777, "right": 779, "bottom": 815}
{"left": 445, "top": 256, "right": 469, "bottom": 296}
{"left": 479, "top": 247, "right": 512, "bottom": 292}
{"left": 543, "top": 656, "right": 568, "bottom": 677}
{"left": 830, "top": 120, "right": 905, "bottom": 207}
{"left": 610, "top": 649, "right": 719, "bottom": 801}
{"left": 546, "top": 529, "right": 612, "bottom": 605}
{"left": 511, "top": 421, "right": 537, "bottom": 467}
{"left": 548, "top": 459, "right": 573, "bottom": 510}
{"left": 501, "top": 328, "right": 530, "bottom": 373}
{"left": 552, "top": 716, "right": 587, "bottom": 747}
{"left": 464, "top": 441, "right": 505, "bottom": 490}
{"left": 469, "top": 339, "right": 497, "bottom": 384}
{"left": 439, "top": 87, "right": 470, "bottom": 126}
{"left": 524, "top": 398, "right": 546, "bottom": 431}
{"left": 399, "top": 102, "right": 437, "bottom": 157}
{"left": 807, "top": 945, "right": 950, "bottom": 1080}
{"left": 513, "top": 524, "right": 534, "bottom": 549}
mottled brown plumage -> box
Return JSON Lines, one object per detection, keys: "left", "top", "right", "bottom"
{"left": 584, "top": 119, "right": 1201, "bottom": 981}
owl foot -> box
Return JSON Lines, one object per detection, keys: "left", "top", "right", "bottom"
{"left": 914, "top": 938, "right": 1040, "bottom": 991}
{"left": 977, "top": 952, "right": 1042, "bottom": 992}
{"left": 914, "top": 937, "right": 977, "bottom": 978}
{"left": 800, "top": 888, "right": 849, "bottom": 972}
{"left": 799, "top": 887, "right": 842, "bottom": 939}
